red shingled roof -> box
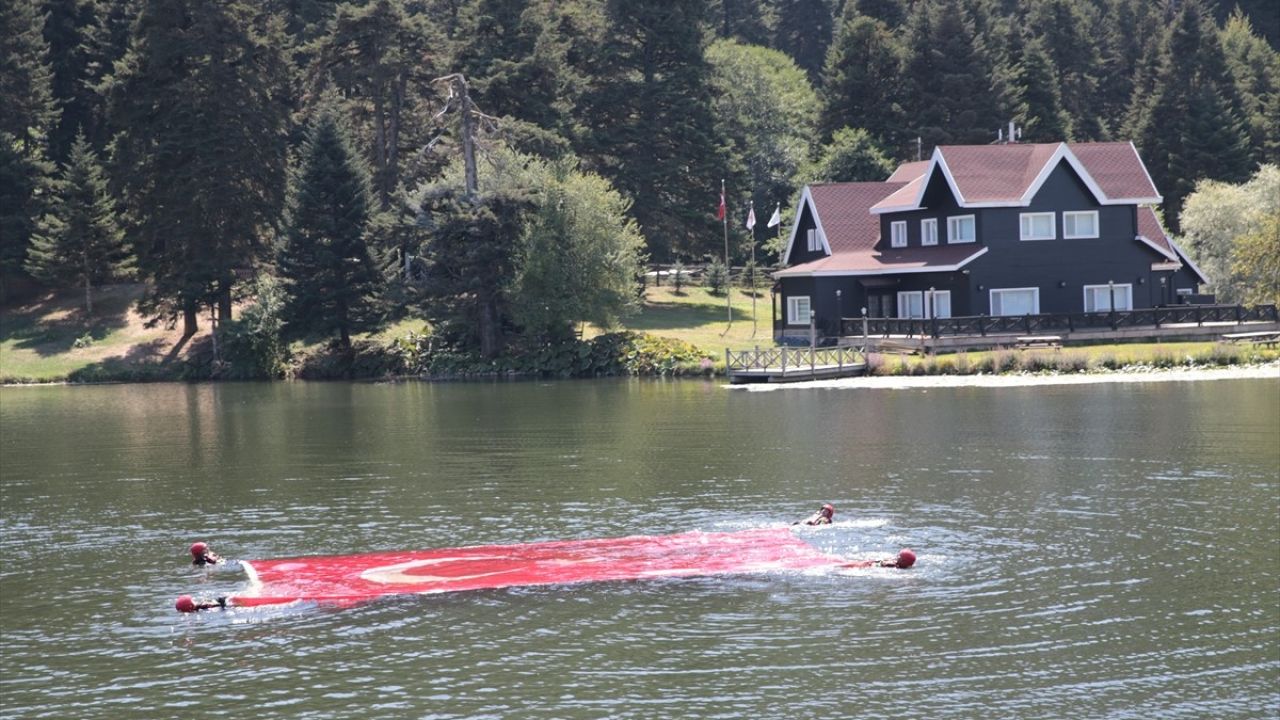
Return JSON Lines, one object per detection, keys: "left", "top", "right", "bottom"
{"left": 874, "top": 142, "right": 1161, "bottom": 212}
{"left": 1069, "top": 142, "right": 1161, "bottom": 202}
{"left": 776, "top": 244, "right": 988, "bottom": 277}
{"left": 807, "top": 182, "right": 905, "bottom": 254}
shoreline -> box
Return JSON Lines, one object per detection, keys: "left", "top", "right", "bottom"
{"left": 728, "top": 362, "right": 1280, "bottom": 391}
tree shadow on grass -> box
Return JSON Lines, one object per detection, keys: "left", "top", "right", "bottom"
{"left": 631, "top": 299, "right": 759, "bottom": 331}
{"left": 2, "top": 285, "right": 138, "bottom": 357}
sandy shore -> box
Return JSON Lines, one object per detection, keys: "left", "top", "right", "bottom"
{"left": 729, "top": 363, "right": 1280, "bottom": 392}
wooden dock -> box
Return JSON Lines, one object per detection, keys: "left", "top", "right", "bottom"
{"left": 726, "top": 346, "right": 866, "bottom": 384}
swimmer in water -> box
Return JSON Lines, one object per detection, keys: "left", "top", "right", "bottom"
{"left": 874, "top": 549, "right": 916, "bottom": 569}
{"left": 794, "top": 503, "right": 835, "bottom": 526}
{"left": 175, "top": 595, "right": 227, "bottom": 612}
{"left": 190, "top": 541, "right": 222, "bottom": 566}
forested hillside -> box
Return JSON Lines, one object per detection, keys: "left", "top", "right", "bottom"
{"left": 2, "top": 0, "right": 1276, "bottom": 359}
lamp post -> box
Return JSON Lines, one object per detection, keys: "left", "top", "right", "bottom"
{"left": 1108, "top": 279, "right": 1117, "bottom": 330}
{"left": 836, "top": 289, "right": 842, "bottom": 337}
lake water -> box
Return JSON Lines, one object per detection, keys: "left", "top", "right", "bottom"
{"left": 1, "top": 378, "right": 1277, "bottom": 719}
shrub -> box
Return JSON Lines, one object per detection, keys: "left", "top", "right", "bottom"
{"left": 993, "top": 349, "right": 1019, "bottom": 373}
{"left": 671, "top": 260, "right": 686, "bottom": 294}
{"left": 1057, "top": 352, "right": 1090, "bottom": 372}
{"left": 955, "top": 351, "right": 970, "bottom": 374}
{"left": 705, "top": 259, "right": 728, "bottom": 296}
{"left": 1093, "top": 353, "right": 1122, "bottom": 370}
{"left": 217, "top": 277, "right": 291, "bottom": 379}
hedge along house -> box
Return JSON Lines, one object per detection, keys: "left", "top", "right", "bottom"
{"left": 773, "top": 141, "right": 1207, "bottom": 339}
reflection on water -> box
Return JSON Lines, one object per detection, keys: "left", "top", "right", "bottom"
{"left": 1, "top": 378, "right": 1278, "bottom": 719}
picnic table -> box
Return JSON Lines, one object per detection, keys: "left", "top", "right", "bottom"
{"left": 1015, "top": 335, "right": 1062, "bottom": 350}
{"left": 1221, "top": 331, "right": 1280, "bottom": 348}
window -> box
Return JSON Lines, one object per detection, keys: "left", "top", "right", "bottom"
{"left": 897, "top": 291, "right": 924, "bottom": 319}
{"left": 1064, "top": 211, "right": 1099, "bottom": 239}
{"left": 896, "top": 290, "right": 952, "bottom": 319}
{"left": 787, "top": 295, "right": 812, "bottom": 325}
{"left": 890, "top": 221, "right": 907, "bottom": 248}
{"left": 1083, "top": 283, "right": 1132, "bottom": 312}
{"left": 947, "top": 215, "right": 976, "bottom": 244}
{"left": 806, "top": 228, "right": 818, "bottom": 252}
{"left": 990, "top": 287, "right": 1040, "bottom": 316}
{"left": 921, "top": 218, "right": 938, "bottom": 246}
{"left": 1020, "top": 212, "right": 1055, "bottom": 241}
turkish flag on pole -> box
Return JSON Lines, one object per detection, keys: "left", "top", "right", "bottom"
{"left": 716, "top": 190, "right": 726, "bottom": 221}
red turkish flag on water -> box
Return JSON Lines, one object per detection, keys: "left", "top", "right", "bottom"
{"left": 232, "top": 528, "right": 859, "bottom": 608}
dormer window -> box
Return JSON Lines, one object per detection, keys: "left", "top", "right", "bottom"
{"left": 1064, "top": 211, "right": 1099, "bottom": 239}
{"left": 947, "top": 215, "right": 975, "bottom": 244}
{"left": 890, "top": 221, "right": 907, "bottom": 248}
{"left": 1020, "top": 212, "right": 1055, "bottom": 241}
{"left": 921, "top": 218, "right": 938, "bottom": 246}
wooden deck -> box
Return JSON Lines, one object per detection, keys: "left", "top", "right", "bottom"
{"left": 726, "top": 346, "right": 866, "bottom": 384}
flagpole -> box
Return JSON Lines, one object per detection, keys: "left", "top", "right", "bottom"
{"left": 749, "top": 201, "right": 757, "bottom": 338}
{"left": 722, "top": 178, "right": 731, "bottom": 327}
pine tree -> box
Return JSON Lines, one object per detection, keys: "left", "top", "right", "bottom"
{"left": 1128, "top": 0, "right": 1253, "bottom": 233}
{"left": 42, "top": 0, "right": 104, "bottom": 162}
{"left": 278, "top": 106, "right": 384, "bottom": 354}
{"left": 451, "top": 0, "right": 584, "bottom": 157}
{"left": 820, "top": 8, "right": 903, "bottom": 146}
{"left": 1220, "top": 9, "right": 1280, "bottom": 164}
{"left": 0, "top": 0, "right": 58, "bottom": 302}
{"left": 1014, "top": 36, "right": 1072, "bottom": 142}
{"left": 710, "top": 0, "right": 774, "bottom": 45}
{"left": 899, "top": 0, "right": 1002, "bottom": 152}
{"left": 105, "top": 0, "right": 289, "bottom": 335}
{"left": 310, "top": 0, "right": 445, "bottom": 209}
{"left": 25, "top": 131, "right": 131, "bottom": 315}
{"left": 577, "top": 0, "right": 724, "bottom": 261}
{"left": 1024, "top": 0, "right": 1103, "bottom": 139}
{"left": 772, "top": 0, "right": 835, "bottom": 84}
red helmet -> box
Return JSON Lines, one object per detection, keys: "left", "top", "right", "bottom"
{"left": 175, "top": 595, "right": 197, "bottom": 613}
{"left": 190, "top": 542, "right": 208, "bottom": 558}
{"left": 896, "top": 549, "right": 917, "bottom": 568}
{"left": 821, "top": 504, "right": 835, "bottom": 514}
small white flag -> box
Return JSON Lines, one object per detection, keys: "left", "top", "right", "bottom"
{"left": 746, "top": 203, "right": 756, "bottom": 230}
{"left": 767, "top": 203, "right": 781, "bottom": 228}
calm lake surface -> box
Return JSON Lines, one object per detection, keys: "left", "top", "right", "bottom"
{"left": 1, "top": 377, "right": 1278, "bottom": 719}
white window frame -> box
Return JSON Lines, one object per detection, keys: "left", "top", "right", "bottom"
{"left": 1019, "top": 212, "right": 1056, "bottom": 241}
{"left": 989, "top": 287, "right": 1041, "bottom": 316}
{"left": 1083, "top": 283, "right": 1132, "bottom": 312}
{"left": 930, "top": 290, "right": 952, "bottom": 318}
{"left": 806, "top": 228, "right": 818, "bottom": 252}
{"left": 897, "top": 291, "right": 924, "bottom": 319}
{"left": 787, "top": 295, "right": 812, "bottom": 325}
{"left": 947, "top": 214, "right": 976, "bottom": 244}
{"left": 890, "top": 221, "right": 907, "bottom": 248}
{"left": 921, "top": 218, "right": 938, "bottom": 246}
{"left": 896, "top": 290, "right": 953, "bottom": 319}
{"left": 1063, "top": 210, "right": 1099, "bottom": 239}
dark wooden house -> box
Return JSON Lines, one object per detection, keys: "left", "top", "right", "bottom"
{"left": 774, "top": 142, "right": 1207, "bottom": 338}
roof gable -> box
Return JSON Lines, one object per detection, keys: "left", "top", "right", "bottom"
{"left": 783, "top": 182, "right": 904, "bottom": 264}
{"left": 872, "top": 142, "right": 1162, "bottom": 214}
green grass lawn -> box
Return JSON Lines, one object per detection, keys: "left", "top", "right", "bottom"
{"left": 620, "top": 285, "right": 777, "bottom": 353}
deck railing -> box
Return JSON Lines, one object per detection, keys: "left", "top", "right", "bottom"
{"left": 726, "top": 345, "right": 865, "bottom": 374}
{"left": 839, "top": 304, "right": 1279, "bottom": 339}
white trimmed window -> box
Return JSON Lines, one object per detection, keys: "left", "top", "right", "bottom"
{"left": 896, "top": 290, "right": 952, "bottom": 319}
{"left": 897, "top": 291, "right": 924, "bottom": 318}
{"left": 1020, "top": 212, "right": 1055, "bottom": 241}
{"left": 990, "top": 287, "right": 1040, "bottom": 316}
{"left": 787, "top": 295, "right": 812, "bottom": 325}
{"left": 921, "top": 218, "right": 938, "bottom": 246}
{"left": 806, "top": 228, "right": 819, "bottom": 251}
{"left": 890, "top": 221, "right": 907, "bottom": 248}
{"left": 1064, "top": 211, "right": 1099, "bottom": 239}
{"left": 947, "top": 215, "right": 976, "bottom": 244}
{"left": 1083, "top": 283, "right": 1132, "bottom": 312}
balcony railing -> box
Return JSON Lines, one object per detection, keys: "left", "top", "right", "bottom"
{"left": 839, "top": 304, "right": 1279, "bottom": 339}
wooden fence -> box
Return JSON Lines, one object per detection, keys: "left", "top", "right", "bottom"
{"left": 726, "top": 345, "right": 865, "bottom": 374}
{"left": 840, "top": 304, "right": 1280, "bottom": 339}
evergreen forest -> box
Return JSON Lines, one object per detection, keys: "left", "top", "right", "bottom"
{"left": 2, "top": 0, "right": 1277, "bottom": 367}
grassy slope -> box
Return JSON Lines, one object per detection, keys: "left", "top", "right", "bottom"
{"left": 618, "top": 285, "right": 776, "bottom": 353}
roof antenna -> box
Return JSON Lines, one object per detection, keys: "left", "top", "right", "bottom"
{"left": 916, "top": 136, "right": 922, "bottom": 162}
